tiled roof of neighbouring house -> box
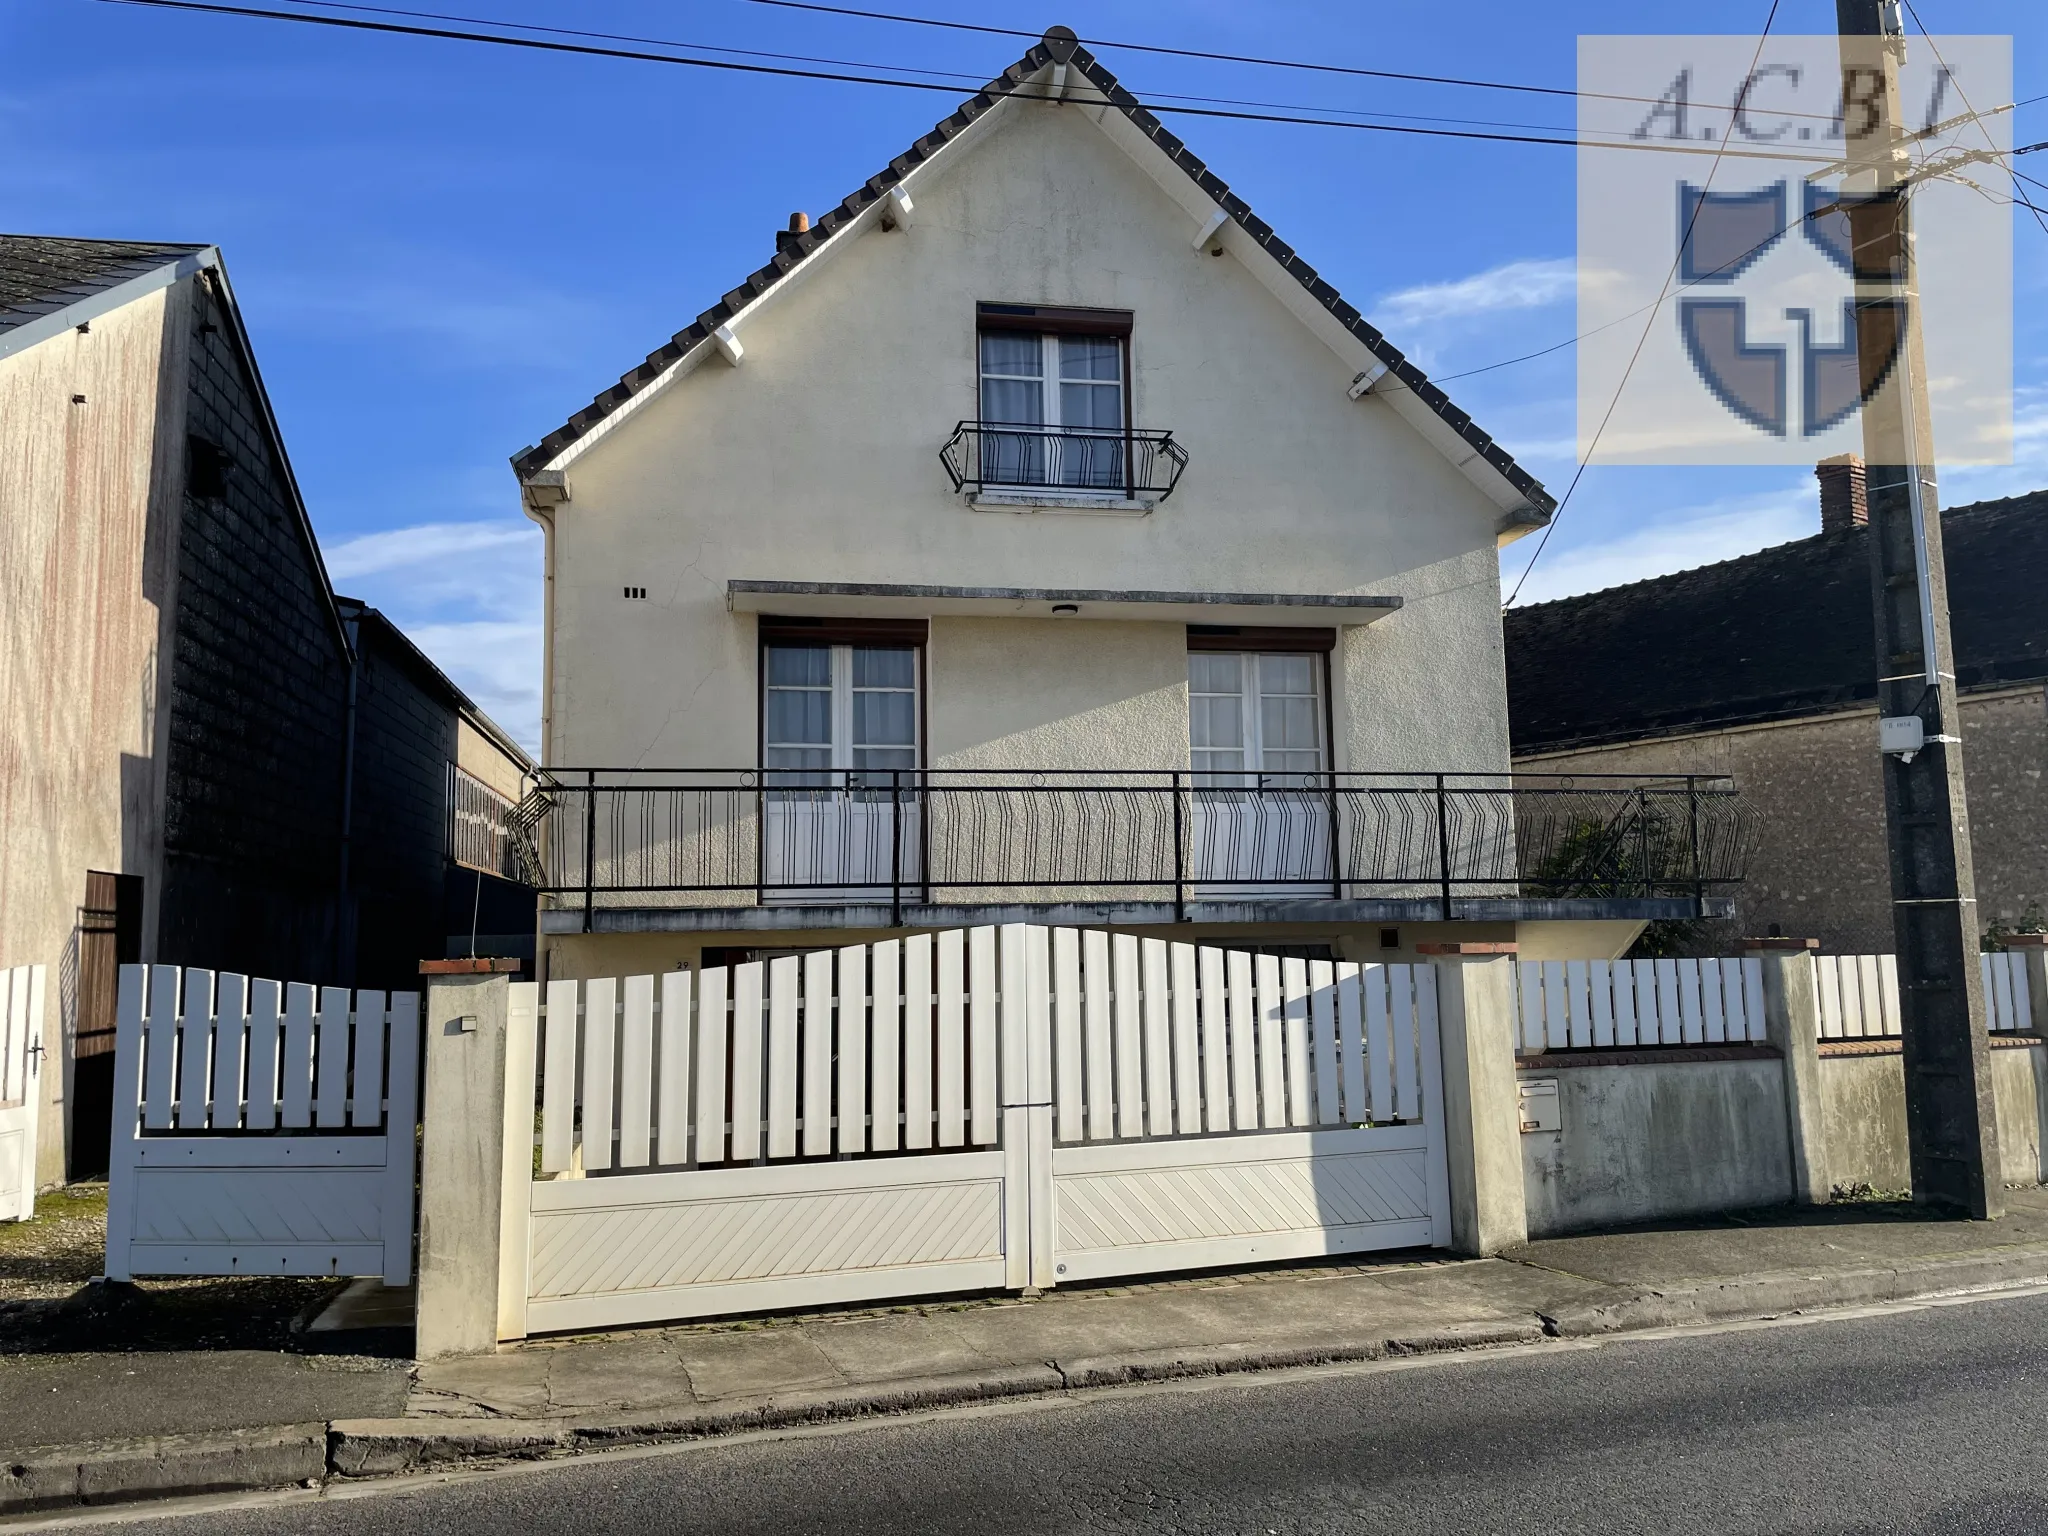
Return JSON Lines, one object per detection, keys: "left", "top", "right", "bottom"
{"left": 0, "top": 235, "right": 206, "bottom": 337}
{"left": 1505, "top": 489, "right": 2048, "bottom": 754}
{"left": 509, "top": 28, "right": 1553, "bottom": 516}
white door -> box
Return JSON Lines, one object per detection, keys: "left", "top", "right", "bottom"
{"left": 0, "top": 966, "right": 46, "bottom": 1223}
{"left": 763, "top": 644, "right": 920, "bottom": 899}
{"left": 1189, "top": 652, "right": 1332, "bottom": 895}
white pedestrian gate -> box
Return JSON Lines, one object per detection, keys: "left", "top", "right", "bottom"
{"left": 500, "top": 925, "right": 1448, "bottom": 1337}
{"left": 0, "top": 966, "right": 47, "bottom": 1223}
{"left": 105, "top": 965, "right": 420, "bottom": 1283}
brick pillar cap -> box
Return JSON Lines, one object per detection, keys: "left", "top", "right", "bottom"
{"left": 1742, "top": 936, "right": 1821, "bottom": 950}
{"left": 1414, "top": 941, "right": 1518, "bottom": 956}
{"left": 2001, "top": 933, "right": 2048, "bottom": 948}
{"left": 419, "top": 957, "right": 523, "bottom": 975}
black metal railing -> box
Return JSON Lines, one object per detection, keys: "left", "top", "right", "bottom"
{"left": 508, "top": 769, "right": 1749, "bottom": 927}
{"left": 940, "top": 422, "right": 1189, "bottom": 500}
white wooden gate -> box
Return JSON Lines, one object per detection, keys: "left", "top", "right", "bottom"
{"left": 0, "top": 966, "right": 47, "bottom": 1223}
{"left": 501, "top": 926, "right": 1448, "bottom": 1337}
{"left": 105, "top": 965, "right": 420, "bottom": 1283}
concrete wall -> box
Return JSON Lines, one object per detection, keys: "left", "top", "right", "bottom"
{"left": 0, "top": 284, "right": 184, "bottom": 1186}
{"left": 540, "top": 96, "right": 1515, "bottom": 782}
{"left": 1518, "top": 1057, "right": 1796, "bottom": 1237}
{"left": 1819, "top": 1043, "right": 2048, "bottom": 1193}
{"left": 1519, "top": 685, "right": 2048, "bottom": 953}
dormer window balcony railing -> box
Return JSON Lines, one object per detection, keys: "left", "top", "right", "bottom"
{"left": 940, "top": 421, "right": 1189, "bottom": 501}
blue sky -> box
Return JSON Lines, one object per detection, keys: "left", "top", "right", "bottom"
{"left": 5, "top": 0, "right": 2042, "bottom": 751}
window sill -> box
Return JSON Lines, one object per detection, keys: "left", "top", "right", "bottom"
{"left": 968, "top": 489, "right": 1156, "bottom": 517}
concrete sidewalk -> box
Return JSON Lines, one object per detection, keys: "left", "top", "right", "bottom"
{"left": 11, "top": 1190, "right": 2048, "bottom": 1513}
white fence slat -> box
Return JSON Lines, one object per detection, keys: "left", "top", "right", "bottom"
{"left": 1670, "top": 961, "right": 1700, "bottom": 1046}
{"left": 1020, "top": 923, "right": 1053, "bottom": 1106}
{"left": 1254, "top": 953, "right": 1287, "bottom": 1130}
{"left": 1169, "top": 943, "right": 1202, "bottom": 1136}
{"left": 1141, "top": 939, "right": 1174, "bottom": 1137}
{"left": 382, "top": 992, "right": 421, "bottom": 1285}
{"left": 1198, "top": 944, "right": 1231, "bottom": 1134}
{"left": 1309, "top": 959, "right": 1340, "bottom": 1127}
{"left": 280, "top": 982, "right": 316, "bottom": 1129}
{"left": 1281, "top": 957, "right": 1313, "bottom": 1128}
{"left": 208, "top": 974, "right": 247, "bottom": 1130}
{"left": 0, "top": 971, "right": 14, "bottom": 1106}
{"left": 1876, "top": 954, "right": 1901, "bottom": 1036}
{"left": 694, "top": 967, "right": 730, "bottom": 1165}
{"left": 1610, "top": 961, "right": 1639, "bottom": 1047}
{"left": 1541, "top": 960, "right": 1568, "bottom": 1051}
{"left": 802, "top": 950, "right": 834, "bottom": 1157}
{"left": 838, "top": 944, "right": 869, "bottom": 1155}
{"left": 1700, "top": 960, "right": 1726, "bottom": 1045}
{"left": 1226, "top": 948, "right": 1259, "bottom": 1132}
{"left": 869, "top": 941, "right": 901, "bottom": 1154}
{"left": 1082, "top": 930, "right": 1115, "bottom": 1141}
{"left": 1649, "top": 960, "right": 1678, "bottom": 1047}
{"left": 1630, "top": 961, "right": 1657, "bottom": 1047}
{"left": 766, "top": 956, "right": 801, "bottom": 1160}
{"left": 902, "top": 935, "right": 934, "bottom": 1151}
{"left": 1391, "top": 965, "right": 1420, "bottom": 1123}
{"left": 969, "top": 926, "right": 998, "bottom": 1145}
{"left": 2008, "top": 953, "right": 2033, "bottom": 1034}
{"left": 657, "top": 970, "right": 692, "bottom": 1167}
{"left": 315, "top": 985, "right": 352, "bottom": 1129}
{"left": 1992, "top": 953, "right": 2021, "bottom": 1032}
{"left": 935, "top": 929, "right": 966, "bottom": 1149}
{"left": 540, "top": 979, "right": 579, "bottom": 1173}
{"left": 618, "top": 975, "right": 655, "bottom": 1169}
{"left": 1565, "top": 960, "right": 1592, "bottom": 1050}
{"left": 1740, "top": 957, "right": 1767, "bottom": 1042}
{"left": 1364, "top": 964, "right": 1393, "bottom": 1125}
{"left": 1336, "top": 962, "right": 1368, "bottom": 1124}
{"left": 1858, "top": 954, "right": 1885, "bottom": 1037}
{"left": 1842, "top": 955, "right": 1869, "bottom": 1039}
{"left": 1589, "top": 960, "right": 1616, "bottom": 1049}
{"left": 1112, "top": 934, "right": 1145, "bottom": 1138}
{"left": 1517, "top": 961, "right": 1543, "bottom": 1053}
{"left": 1052, "top": 929, "right": 1083, "bottom": 1141}
{"left": 582, "top": 977, "right": 618, "bottom": 1171}
{"left": 728, "top": 962, "right": 765, "bottom": 1162}
{"left": 1815, "top": 957, "right": 1843, "bottom": 1039}
{"left": 351, "top": 990, "right": 386, "bottom": 1130}
{"left": 175, "top": 970, "right": 214, "bottom": 1130}
{"left": 1717, "top": 959, "right": 1743, "bottom": 1044}
{"left": 1138, "top": 937, "right": 1171, "bottom": 1146}
{"left": 243, "top": 979, "right": 281, "bottom": 1131}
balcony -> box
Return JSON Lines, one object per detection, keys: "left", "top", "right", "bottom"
{"left": 506, "top": 770, "right": 1749, "bottom": 935}
{"left": 940, "top": 422, "right": 1189, "bottom": 504}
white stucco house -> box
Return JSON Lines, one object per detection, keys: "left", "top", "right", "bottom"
{"left": 511, "top": 28, "right": 1744, "bottom": 982}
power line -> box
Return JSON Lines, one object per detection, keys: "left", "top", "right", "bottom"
{"left": 91, "top": 0, "right": 1865, "bottom": 167}
{"left": 1504, "top": 0, "right": 1784, "bottom": 610}
{"left": 1898, "top": 0, "right": 2048, "bottom": 241}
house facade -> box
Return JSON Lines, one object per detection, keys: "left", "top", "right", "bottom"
{"left": 0, "top": 236, "right": 533, "bottom": 1185}
{"left": 513, "top": 30, "right": 1741, "bottom": 982}
{"left": 1506, "top": 467, "right": 2048, "bottom": 955}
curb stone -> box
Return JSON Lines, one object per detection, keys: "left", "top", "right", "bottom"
{"left": 0, "top": 1424, "right": 326, "bottom": 1517}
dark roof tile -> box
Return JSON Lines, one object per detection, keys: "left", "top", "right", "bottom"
{"left": 0, "top": 234, "right": 205, "bottom": 337}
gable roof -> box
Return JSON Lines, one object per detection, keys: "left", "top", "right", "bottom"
{"left": 510, "top": 27, "right": 1553, "bottom": 518}
{"left": 0, "top": 235, "right": 212, "bottom": 360}
{"left": 1504, "top": 489, "right": 2048, "bottom": 754}
{"left": 333, "top": 596, "right": 534, "bottom": 771}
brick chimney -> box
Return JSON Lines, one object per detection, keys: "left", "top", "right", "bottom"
{"left": 774, "top": 211, "right": 811, "bottom": 256}
{"left": 1816, "top": 454, "right": 1868, "bottom": 533}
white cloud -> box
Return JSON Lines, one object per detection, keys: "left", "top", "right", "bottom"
{"left": 1374, "top": 258, "right": 1576, "bottom": 330}
{"left": 1506, "top": 490, "right": 1815, "bottom": 607}
{"left": 324, "top": 519, "right": 543, "bottom": 751}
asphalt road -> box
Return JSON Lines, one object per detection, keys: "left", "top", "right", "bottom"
{"left": 105, "top": 1292, "right": 2048, "bottom": 1535}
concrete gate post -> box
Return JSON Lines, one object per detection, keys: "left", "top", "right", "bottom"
{"left": 1424, "top": 946, "right": 1527, "bottom": 1256}
{"left": 1752, "top": 942, "right": 1830, "bottom": 1205}
{"left": 415, "top": 960, "right": 529, "bottom": 1359}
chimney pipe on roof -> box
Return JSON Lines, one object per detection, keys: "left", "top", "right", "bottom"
{"left": 1816, "top": 454, "right": 1868, "bottom": 534}
{"left": 775, "top": 212, "right": 811, "bottom": 256}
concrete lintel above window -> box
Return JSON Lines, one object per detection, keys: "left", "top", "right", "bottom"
{"left": 728, "top": 580, "right": 1401, "bottom": 627}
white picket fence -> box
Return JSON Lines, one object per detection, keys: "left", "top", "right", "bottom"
{"left": 502, "top": 926, "right": 1449, "bottom": 1335}
{"left": 1514, "top": 957, "right": 1768, "bottom": 1052}
{"left": 1816, "top": 951, "right": 2033, "bottom": 1040}
{"left": 105, "top": 965, "right": 420, "bottom": 1283}
{"left": 1, "top": 965, "right": 47, "bottom": 1223}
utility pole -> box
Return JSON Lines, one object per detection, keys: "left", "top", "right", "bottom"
{"left": 1836, "top": 0, "right": 1999, "bottom": 1217}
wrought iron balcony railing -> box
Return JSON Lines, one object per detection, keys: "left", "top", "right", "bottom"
{"left": 940, "top": 421, "right": 1189, "bottom": 500}
{"left": 507, "top": 769, "right": 1749, "bottom": 928}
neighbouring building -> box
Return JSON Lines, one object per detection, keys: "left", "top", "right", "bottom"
{"left": 0, "top": 235, "right": 533, "bottom": 1186}
{"left": 1506, "top": 464, "right": 2048, "bottom": 955}
{"left": 509, "top": 28, "right": 1742, "bottom": 985}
